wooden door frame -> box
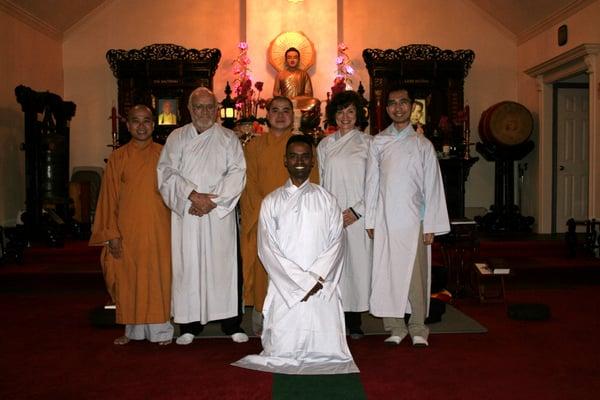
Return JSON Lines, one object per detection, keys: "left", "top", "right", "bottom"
{"left": 552, "top": 83, "right": 588, "bottom": 233}
{"left": 525, "top": 44, "right": 600, "bottom": 233}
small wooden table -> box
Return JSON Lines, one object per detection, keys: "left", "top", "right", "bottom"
{"left": 473, "top": 259, "right": 511, "bottom": 303}
{"left": 438, "top": 219, "right": 479, "bottom": 297}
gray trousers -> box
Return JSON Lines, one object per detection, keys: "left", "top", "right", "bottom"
{"left": 383, "top": 226, "right": 429, "bottom": 339}
{"left": 125, "top": 321, "right": 174, "bottom": 342}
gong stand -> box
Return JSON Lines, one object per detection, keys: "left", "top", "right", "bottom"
{"left": 475, "top": 141, "right": 535, "bottom": 233}
{"left": 15, "top": 85, "right": 76, "bottom": 247}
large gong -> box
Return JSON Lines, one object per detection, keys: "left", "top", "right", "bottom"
{"left": 478, "top": 101, "right": 533, "bottom": 147}
{"left": 475, "top": 101, "right": 535, "bottom": 233}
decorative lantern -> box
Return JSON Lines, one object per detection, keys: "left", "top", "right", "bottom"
{"left": 220, "top": 81, "right": 236, "bottom": 129}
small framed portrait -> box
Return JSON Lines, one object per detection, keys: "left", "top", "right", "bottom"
{"left": 411, "top": 99, "right": 426, "bottom": 125}
{"left": 158, "top": 99, "right": 178, "bottom": 125}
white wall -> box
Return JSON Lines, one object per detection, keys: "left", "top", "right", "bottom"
{"left": 64, "top": 0, "right": 520, "bottom": 217}
{"left": 246, "top": 0, "right": 338, "bottom": 109}
{"left": 63, "top": 0, "right": 242, "bottom": 172}
{"left": 8, "top": 0, "right": 558, "bottom": 229}
{"left": 517, "top": 0, "right": 600, "bottom": 232}
{"left": 343, "top": 0, "right": 519, "bottom": 213}
{"left": 0, "top": 8, "right": 63, "bottom": 225}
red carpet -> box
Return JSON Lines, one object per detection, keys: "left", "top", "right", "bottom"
{"left": 475, "top": 237, "right": 600, "bottom": 270}
{"left": 1, "top": 239, "right": 599, "bottom": 399}
{"left": 0, "top": 275, "right": 273, "bottom": 399}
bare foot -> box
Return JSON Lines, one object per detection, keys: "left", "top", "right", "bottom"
{"left": 158, "top": 339, "right": 172, "bottom": 346}
{"left": 113, "top": 335, "right": 130, "bottom": 345}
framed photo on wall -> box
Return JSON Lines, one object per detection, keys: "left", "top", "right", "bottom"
{"left": 158, "top": 98, "right": 178, "bottom": 125}
{"left": 411, "top": 99, "right": 426, "bottom": 125}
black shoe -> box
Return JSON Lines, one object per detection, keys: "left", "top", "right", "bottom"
{"left": 349, "top": 328, "right": 364, "bottom": 340}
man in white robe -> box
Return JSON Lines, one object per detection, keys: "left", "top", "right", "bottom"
{"left": 157, "top": 87, "right": 248, "bottom": 345}
{"left": 317, "top": 90, "right": 372, "bottom": 339}
{"left": 365, "top": 86, "right": 450, "bottom": 347}
{"left": 233, "top": 135, "right": 359, "bottom": 375}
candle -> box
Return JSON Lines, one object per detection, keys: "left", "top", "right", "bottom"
{"left": 111, "top": 107, "right": 117, "bottom": 133}
{"left": 463, "top": 105, "right": 471, "bottom": 160}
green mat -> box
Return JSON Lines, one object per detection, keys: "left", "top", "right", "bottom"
{"left": 273, "top": 373, "right": 366, "bottom": 400}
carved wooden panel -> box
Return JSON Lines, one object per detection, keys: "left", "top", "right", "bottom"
{"left": 106, "top": 44, "right": 221, "bottom": 143}
{"left": 362, "top": 45, "right": 477, "bottom": 219}
{"left": 362, "top": 44, "right": 474, "bottom": 146}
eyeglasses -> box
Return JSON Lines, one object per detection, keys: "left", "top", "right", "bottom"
{"left": 191, "top": 103, "right": 216, "bottom": 112}
{"left": 386, "top": 99, "right": 412, "bottom": 107}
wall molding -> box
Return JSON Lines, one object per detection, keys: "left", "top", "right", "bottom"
{"left": 464, "top": 0, "right": 517, "bottom": 43}
{"left": 63, "top": 0, "right": 115, "bottom": 40}
{"left": 0, "top": 0, "right": 60, "bottom": 40}
{"left": 517, "top": 0, "right": 597, "bottom": 45}
{"left": 525, "top": 43, "right": 600, "bottom": 82}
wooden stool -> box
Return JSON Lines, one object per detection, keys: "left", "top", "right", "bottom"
{"left": 473, "top": 258, "right": 511, "bottom": 303}
{"left": 438, "top": 219, "right": 479, "bottom": 297}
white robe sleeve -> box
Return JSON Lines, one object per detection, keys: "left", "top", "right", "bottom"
{"left": 257, "top": 199, "right": 319, "bottom": 308}
{"left": 364, "top": 138, "right": 380, "bottom": 230}
{"left": 349, "top": 199, "right": 365, "bottom": 217}
{"left": 211, "top": 135, "right": 246, "bottom": 219}
{"left": 317, "top": 140, "right": 326, "bottom": 182}
{"left": 350, "top": 133, "right": 370, "bottom": 216}
{"left": 421, "top": 139, "right": 451, "bottom": 235}
{"left": 308, "top": 198, "right": 345, "bottom": 301}
{"left": 157, "top": 132, "right": 196, "bottom": 217}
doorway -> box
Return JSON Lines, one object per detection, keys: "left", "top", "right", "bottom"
{"left": 552, "top": 77, "right": 589, "bottom": 233}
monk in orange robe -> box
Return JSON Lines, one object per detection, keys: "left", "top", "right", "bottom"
{"left": 240, "top": 96, "right": 318, "bottom": 334}
{"left": 90, "top": 105, "right": 173, "bottom": 345}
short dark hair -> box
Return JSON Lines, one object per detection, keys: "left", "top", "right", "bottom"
{"left": 325, "top": 90, "right": 368, "bottom": 129}
{"left": 386, "top": 85, "right": 414, "bottom": 104}
{"left": 285, "top": 47, "right": 300, "bottom": 58}
{"left": 285, "top": 134, "right": 314, "bottom": 154}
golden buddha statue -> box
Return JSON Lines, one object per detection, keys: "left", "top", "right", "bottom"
{"left": 272, "top": 47, "right": 320, "bottom": 129}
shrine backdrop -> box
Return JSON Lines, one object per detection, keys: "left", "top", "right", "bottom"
{"left": 2, "top": 0, "right": 600, "bottom": 231}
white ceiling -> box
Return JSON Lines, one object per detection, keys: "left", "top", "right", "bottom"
{"left": 4, "top": 0, "right": 105, "bottom": 33}
{"left": 469, "top": 0, "right": 593, "bottom": 39}
{"left": 1, "top": 0, "right": 594, "bottom": 41}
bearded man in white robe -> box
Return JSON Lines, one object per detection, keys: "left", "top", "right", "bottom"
{"left": 157, "top": 87, "right": 248, "bottom": 345}
{"left": 233, "top": 134, "right": 359, "bottom": 375}
{"left": 365, "top": 86, "right": 450, "bottom": 347}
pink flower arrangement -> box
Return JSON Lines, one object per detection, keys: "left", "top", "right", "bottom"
{"left": 334, "top": 42, "right": 354, "bottom": 88}
{"left": 232, "top": 42, "right": 266, "bottom": 124}
{"left": 232, "top": 42, "right": 251, "bottom": 98}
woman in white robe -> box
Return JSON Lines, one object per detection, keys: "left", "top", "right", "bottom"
{"left": 233, "top": 135, "right": 358, "bottom": 375}
{"left": 317, "top": 90, "right": 372, "bottom": 338}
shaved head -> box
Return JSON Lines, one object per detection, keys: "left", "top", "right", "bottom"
{"left": 127, "top": 104, "right": 153, "bottom": 121}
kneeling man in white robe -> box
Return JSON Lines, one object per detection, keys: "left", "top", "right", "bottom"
{"left": 233, "top": 135, "right": 359, "bottom": 375}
